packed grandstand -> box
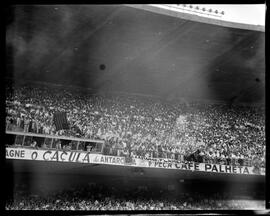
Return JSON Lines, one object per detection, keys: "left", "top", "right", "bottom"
{"left": 5, "top": 82, "right": 265, "bottom": 168}
{"left": 5, "top": 182, "right": 265, "bottom": 210}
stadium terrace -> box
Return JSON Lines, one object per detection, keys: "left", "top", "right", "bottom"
{"left": 5, "top": 4, "right": 265, "bottom": 211}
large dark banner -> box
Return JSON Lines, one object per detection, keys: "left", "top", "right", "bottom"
{"left": 53, "top": 112, "right": 69, "bottom": 131}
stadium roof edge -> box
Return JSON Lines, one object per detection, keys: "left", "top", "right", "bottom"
{"left": 125, "top": 4, "right": 265, "bottom": 32}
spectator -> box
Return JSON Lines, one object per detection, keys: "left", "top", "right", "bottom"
{"left": 55, "top": 140, "right": 62, "bottom": 150}
{"left": 30, "top": 140, "right": 37, "bottom": 149}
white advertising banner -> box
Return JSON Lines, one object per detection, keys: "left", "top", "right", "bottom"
{"left": 6, "top": 148, "right": 125, "bottom": 165}
{"left": 6, "top": 147, "right": 264, "bottom": 175}
{"left": 137, "top": 158, "right": 265, "bottom": 176}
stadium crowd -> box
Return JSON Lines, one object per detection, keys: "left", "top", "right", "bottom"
{"left": 5, "top": 83, "right": 265, "bottom": 167}
{"left": 6, "top": 183, "right": 265, "bottom": 210}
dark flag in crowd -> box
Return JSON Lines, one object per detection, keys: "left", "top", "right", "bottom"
{"left": 53, "top": 112, "right": 69, "bottom": 131}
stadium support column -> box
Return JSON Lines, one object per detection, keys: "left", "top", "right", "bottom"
{"left": 22, "top": 134, "right": 26, "bottom": 146}
{"left": 50, "top": 138, "right": 53, "bottom": 149}
{"left": 101, "top": 142, "right": 105, "bottom": 154}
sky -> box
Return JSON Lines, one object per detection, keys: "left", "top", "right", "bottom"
{"left": 151, "top": 4, "right": 266, "bottom": 26}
